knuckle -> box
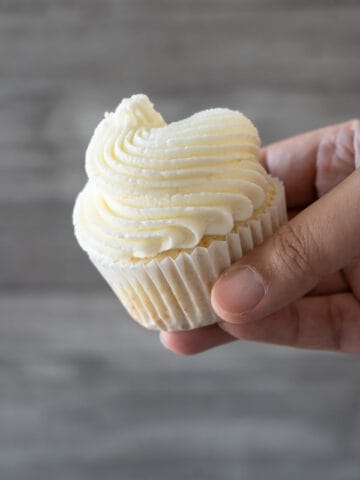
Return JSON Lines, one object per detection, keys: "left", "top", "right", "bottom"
{"left": 334, "top": 125, "right": 356, "bottom": 161}
{"left": 351, "top": 119, "right": 360, "bottom": 164}
{"left": 272, "top": 222, "right": 319, "bottom": 280}
{"left": 316, "top": 120, "right": 358, "bottom": 195}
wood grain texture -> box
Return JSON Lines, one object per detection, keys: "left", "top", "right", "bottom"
{"left": 1, "top": 1, "right": 360, "bottom": 478}
{"left": 1, "top": 0, "right": 360, "bottom": 289}
{"left": 2, "top": 292, "right": 360, "bottom": 480}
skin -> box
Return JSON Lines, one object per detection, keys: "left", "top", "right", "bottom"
{"left": 160, "top": 119, "right": 360, "bottom": 355}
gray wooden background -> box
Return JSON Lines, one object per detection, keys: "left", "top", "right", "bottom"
{"left": 1, "top": 1, "right": 360, "bottom": 479}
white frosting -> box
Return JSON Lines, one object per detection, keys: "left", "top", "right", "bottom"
{"left": 73, "top": 94, "right": 271, "bottom": 263}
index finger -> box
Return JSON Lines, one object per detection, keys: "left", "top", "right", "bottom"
{"left": 260, "top": 120, "right": 355, "bottom": 207}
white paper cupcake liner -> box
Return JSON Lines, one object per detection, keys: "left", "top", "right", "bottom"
{"left": 91, "top": 177, "right": 287, "bottom": 331}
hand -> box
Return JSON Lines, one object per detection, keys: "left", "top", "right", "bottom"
{"left": 160, "top": 120, "right": 360, "bottom": 354}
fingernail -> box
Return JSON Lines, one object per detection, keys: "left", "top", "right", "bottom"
{"left": 212, "top": 266, "right": 265, "bottom": 321}
{"left": 159, "top": 332, "right": 170, "bottom": 350}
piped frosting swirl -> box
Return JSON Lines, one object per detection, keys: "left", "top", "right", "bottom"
{"left": 73, "top": 94, "right": 271, "bottom": 263}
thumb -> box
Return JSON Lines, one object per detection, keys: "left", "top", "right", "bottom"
{"left": 211, "top": 169, "right": 360, "bottom": 323}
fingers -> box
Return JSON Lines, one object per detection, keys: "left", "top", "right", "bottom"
{"left": 308, "top": 271, "right": 348, "bottom": 296}
{"left": 219, "top": 293, "right": 360, "bottom": 353}
{"left": 162, "top": 289, "right": 360, "bottom": 355}
{"left": 160, "top": 324, "right": 235, "bottom": 355}
{"left": 260, "top": 119, "right": 359, "bottom": 207}
{"left": 315, "top": 120, "right": 359, "bottom": 197}
{"left": 160, "top": 271, "right": 348, "bottom": 355}
{"left": 212, "top": 169, "right": 360, "bottom": 324}
{"left": 343, "top": 259, "right": 360, "bottom": 300}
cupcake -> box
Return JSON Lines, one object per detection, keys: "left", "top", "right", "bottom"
{"left": 73, "top": 94, "right": 287, "bottom": 331}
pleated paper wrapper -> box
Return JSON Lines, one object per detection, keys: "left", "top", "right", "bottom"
{"left": 91, "top": 178, "right": 287, "bottom": 331}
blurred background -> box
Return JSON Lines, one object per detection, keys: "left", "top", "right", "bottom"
{"left": 1, "top": 1, "right": 360, "bottom": 479}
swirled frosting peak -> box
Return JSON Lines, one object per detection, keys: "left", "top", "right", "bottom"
{"left": 73, "top": 94, "right": 271, "bottom": 263}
